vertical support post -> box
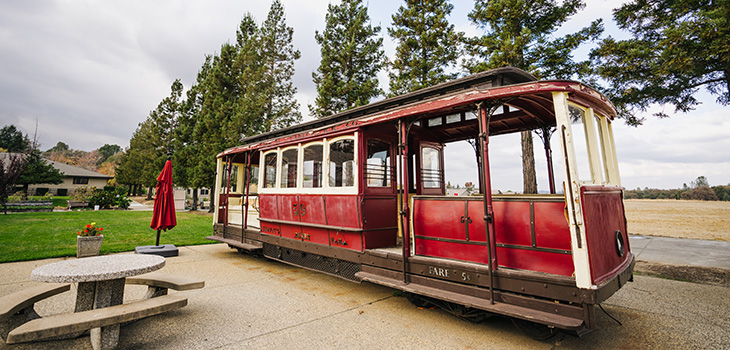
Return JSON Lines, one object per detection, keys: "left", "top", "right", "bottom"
{"left": 476, "top": 103, "right": 497, "bottom": 304}
{"left": 243, "top": 151, "right": 252, "bottom": 232}
{"left": 398, "top": 119, "right": 411, "bottom": 284}
{"left": 224, "top": 156, "right": 232, "bottom": 234}
{"left": 553, "top": 91, "right": 592, "bottom": 289}
{"left": 537, "top": 126, "right": 556, "bottom": 194}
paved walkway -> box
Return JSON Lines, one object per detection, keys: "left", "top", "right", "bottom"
{"left": 630, "top": 235, "right": 730, "bottom": 270}
{"left": 1, "top": 243, "right": 728, "bottom": 349}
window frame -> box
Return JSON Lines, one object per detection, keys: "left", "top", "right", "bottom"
{"left": 257, "top": 133, "right": 359, "bottom": 195}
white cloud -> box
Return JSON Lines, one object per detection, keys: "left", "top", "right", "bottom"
{"left": 0, "top": 0, "right": 727, "bottom": 190}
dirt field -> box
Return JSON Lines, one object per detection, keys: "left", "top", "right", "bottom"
{"left": 624, "top": 199, "right": 730, "bottom": 241}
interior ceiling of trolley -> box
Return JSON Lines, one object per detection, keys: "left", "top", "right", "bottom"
{"left": 412, "top": 92, "right": 557, "bottom": 144}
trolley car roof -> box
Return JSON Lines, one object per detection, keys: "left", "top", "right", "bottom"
{"left": 219, "top": 67, "right": 615, "bottom": 158}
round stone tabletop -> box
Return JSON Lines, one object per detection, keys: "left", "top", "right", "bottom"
{"left": 31, "top": 254, "right": 165, "bottom": 283}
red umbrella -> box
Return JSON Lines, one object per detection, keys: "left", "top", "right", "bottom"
{"left": 150, "top": 159, "right": 176, "bottom": 246}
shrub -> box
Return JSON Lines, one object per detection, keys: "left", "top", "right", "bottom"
{"left": 88, "top": 186, "right": 132, "bottom": 209}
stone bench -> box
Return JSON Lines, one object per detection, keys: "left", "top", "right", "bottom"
{"left": 67, "top": 201, "right": 89, "bottom": 209}
{"left": 5, "top": 294, "right": 187, "bottom": 345}
{"left": 0, "top": 283, "right": 70, "bottom": 341}
{"left": 126, "top": 272, "right": 205, "bottom": 299}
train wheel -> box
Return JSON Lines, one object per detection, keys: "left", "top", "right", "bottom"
{"left": 511, "top": 318, "right": 560, "bottom": 340}
{"left": 405, "top": 292, "right": 433, "bottom": 308}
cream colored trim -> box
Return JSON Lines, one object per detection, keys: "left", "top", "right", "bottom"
{"left": 257, "top": 134, "right": 359, "bottom": 195}
{"left": 600, "top": 117, "right": 621, "bottom": 186}
{"left": 213, "top": 158, "right": 223, "bottom": 224}
{"left": 581, "top": 106, "right": 604, "bottom": 184}
{"left": 553, "top": 91, "right": 592, "bottom": 289}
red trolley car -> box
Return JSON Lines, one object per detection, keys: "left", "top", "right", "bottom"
{"left": 208, "top": 67, "right": 634, "bottom": 338}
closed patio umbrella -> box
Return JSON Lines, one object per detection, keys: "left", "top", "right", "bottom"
{"left": 137, "top": 157, "right": 178, "bottom": 256}
{"left": 150, "top": 158, "right": 176, "bottom": 245}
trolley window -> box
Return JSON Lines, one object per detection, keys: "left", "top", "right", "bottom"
{"left": 263, "top": 152, "right": 277, "bottom": 188}
{"left": 329, "top": 139, "right": 355, "bottom": 187}
{"left": 366, "top": 139, "right": 391, "bottom": 187}
{"left": 280, "top": 147, "right": 298, "bottom": 188}
{"left": 421, "top": 147, "right": 442, "bottom": 189}
{"left": 303, "top": 143, "right": 323, "bottom": 188}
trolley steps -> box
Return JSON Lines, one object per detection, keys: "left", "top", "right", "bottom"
{"left": 206, "top": 236, "right": 262, "bottom": 253}
{"left": 355, "top": 269, "right": 584, "bottom": 331}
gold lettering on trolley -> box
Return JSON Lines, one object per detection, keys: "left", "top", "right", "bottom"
{"left": 294, "top": 232, "right": 311, "bottom": 241}
{"left": 262, "top": 226, "right": 280, "bottom": 235}
{"left": 330, "top": 237, "right": 348, "bottom": 246}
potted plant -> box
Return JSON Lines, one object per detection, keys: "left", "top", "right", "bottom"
{"left": 77, "top": 222, "right": 104, "bottom": 258}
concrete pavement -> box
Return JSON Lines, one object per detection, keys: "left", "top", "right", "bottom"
{"left": 630, "top": 235, "right": 730, "bottom": 270}
{"left": 0, "top": 243, "right": 728, "bottom": 349}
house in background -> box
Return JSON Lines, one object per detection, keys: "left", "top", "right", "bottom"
{"left": 30, "top": 160, "right": 113, "bottom": 196}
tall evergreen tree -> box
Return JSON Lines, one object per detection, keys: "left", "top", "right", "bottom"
{"left": 117, "top": 80, "right": 184, "bottom": 198}
{"left": 0, "top": 125, "right": 31, "bottom": 153}
{"left": 16, "top": 149, "right": 63, "bottom": 198}
{"left": 388, "top": 0, "right": 462, "bottom": 96}
{"left": 259, "top": 0, "right": 302, "bottom": 131}
{"left": 590, "top": 0, "right": 729, "bottom": 125}
{"left": 0, "top": 153, "right": 26, "bottom": 214}
{"left": 311, "top": 0, "right": 386, "bottom": 118}
{"left": 466, "top": 0, "right": 602, "bottom": 194}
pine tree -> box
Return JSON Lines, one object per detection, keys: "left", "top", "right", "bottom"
{"left": 311, "top": 0, "right": 386, "bottom": 118}
{"left": 16, "top": 149, "right": 63, "bottom": 198}
{"left": 590, "top": 0, "right": 729, "bottom": 125}
{"left": 0, "top": 153, "right": 26, "bottom": 214}
{"left": 466, "top": 0, "right": 602, "bottom": 194}
{"left": 259, "top": 0, "right": 302, "bottom": 131}
{"left": 0, "top": 125, "right": 31, "bottom": 153}
{"left": 388, "top": 0, "right": 462, "bottom": 96}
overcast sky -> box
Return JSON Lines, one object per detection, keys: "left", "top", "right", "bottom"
{"left": 0, "top": 0, "right": 727, "bottom": 191}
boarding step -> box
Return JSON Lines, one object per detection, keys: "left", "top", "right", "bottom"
{"left": 355, "top": 271, "right": 584, "bottom": 330}
{"left": 206, "top": 236, "right": 262, "bottom": 252}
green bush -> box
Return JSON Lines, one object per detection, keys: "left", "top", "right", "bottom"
{"left": 88, "top": 186, "right": 132, "bottom": 209}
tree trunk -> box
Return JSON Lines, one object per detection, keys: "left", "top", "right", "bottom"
{"left": 521, "top": 131, "right": 538, "bottom": 194}
{"left": 192, "top": 188, "right": 198, "bottom": 211}
{"left": 146, "top": 186, "right": 154, "bottom": 200}
{"left": 208, "top": 192, "right": 215, "bottom": 213}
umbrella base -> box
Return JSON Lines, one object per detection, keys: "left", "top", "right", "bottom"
{"left": 135, "top": 244, "right": 179, "bottom": 257}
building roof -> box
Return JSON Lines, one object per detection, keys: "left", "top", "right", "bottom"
{"left": 47, "top": 159, "right": 113, "bottom": 178}
{"left": 0, "top": 153, "right": 112, "bottom": 179}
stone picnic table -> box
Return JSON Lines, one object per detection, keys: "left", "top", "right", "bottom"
{"left": 30, "top": 254, "right": 165, "bottom": 349}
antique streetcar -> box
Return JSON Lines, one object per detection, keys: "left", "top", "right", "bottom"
{"left": 208, "top": 67, "right": 634, "bottom": 338}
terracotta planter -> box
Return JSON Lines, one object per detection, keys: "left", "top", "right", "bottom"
{"left": 77, "top": 235, "right": 103, "bottom": 258}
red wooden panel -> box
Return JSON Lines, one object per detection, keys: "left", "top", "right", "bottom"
{"left": 492, "top": 201, "right": 532, "bottom": 246}
{"left": 324, "top": 195, "right": 361, "bottom": 228}
{"left": 414, "top": 239, "right": 489, "bottom": 265}
{"left": 277, "top": 195, "right": 300, "bottom": 222}
{"left": 363, "top": 229, "right": 397, "bottom": 249}
{"left": 412, "top": 199, "right": 466, "bottom": 241}
{"left": 534, "top": 201, "right": 572, "bottom": 250}
{"left": 217, "top": 194, "right": 227, "bottom": 224}
{"left": 329, "top": 230, "right": 362, "bottom": 251}
{"left": 581, "top": 186, "right": 630, "bottom": 285}
{"left": 298, "top": 195, "right": 326, "bottom": 226}
{"left": 260, "top": 221, "right": 281, "bottom": 236}
{"left": 279, "top": 222, "right": 301, "bottom": 239}
{"left": 466, "top": 200, "right": 487, "bottom": 242}
{"left": 297, "top": 227, "right": 329, "bottom": 246}
{"left": 361, "top": 197, "right": 397, "bottom": 230}
{"left": 258, "top": 194, "right": 278, "bottom": 220}
{"left": 496, "top": 247, "right": 574, "bottom": 277}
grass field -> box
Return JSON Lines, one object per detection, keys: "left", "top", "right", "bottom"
{"left": 0, "top": 210, "right": 216, "bottom": 263}
{"left": 624, "top": 199, "right": 730, "bottom": 241}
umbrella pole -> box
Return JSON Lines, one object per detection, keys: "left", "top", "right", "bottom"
{"left": 156, "top": 228, "right": 161, "bottom": 246}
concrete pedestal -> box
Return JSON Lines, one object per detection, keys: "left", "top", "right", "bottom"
{"left": 135, "top": 244, "right": 179, "bottom": 257}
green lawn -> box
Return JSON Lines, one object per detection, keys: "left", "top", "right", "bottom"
{"left": 0, "top": 211, "right": 217, "bottom": 263}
